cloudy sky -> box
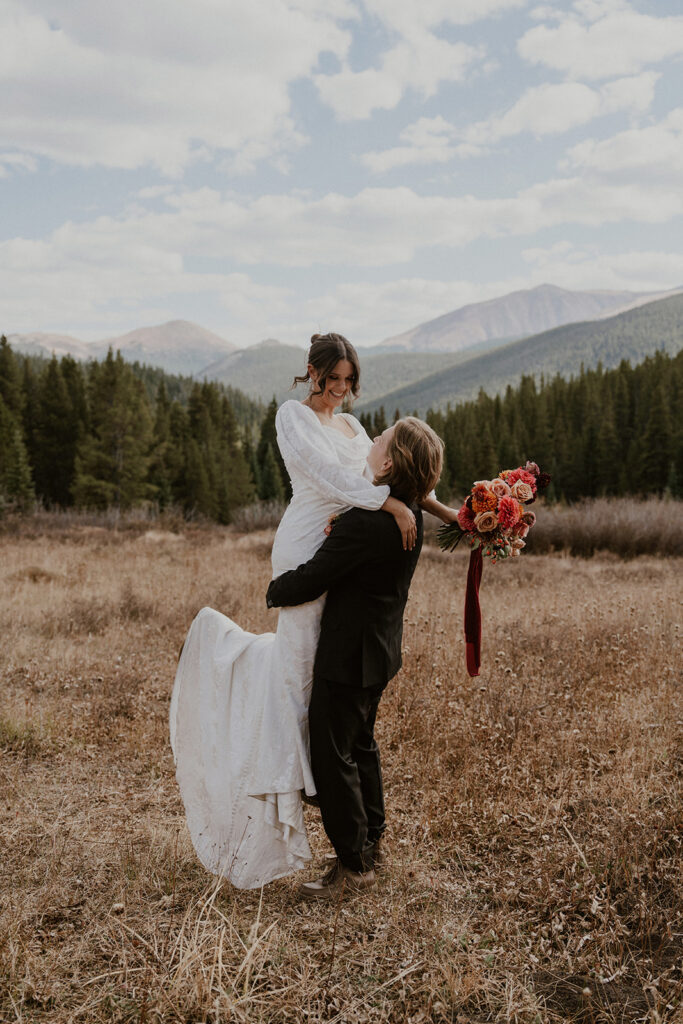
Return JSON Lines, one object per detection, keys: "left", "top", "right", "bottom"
{"left": 2, "top": 0, "right": 683, "bottom": 348}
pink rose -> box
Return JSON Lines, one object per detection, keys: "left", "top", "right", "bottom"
{"left": 511, "top": 536, "right": 526, "bottom": 549}
{"left": 473, "top": 479, "right": 491, "bottom": 489}
{"left": 474, "top": 509, "right": 498, "bottom": 532}
{"left": 524, "top": 461, "right": 540, "bottom": 477}
{"left": 489, "top": 477, "right": 511, "bottom": 498}
{"left": 457, "top": 504, "right": 476, "bottom": 532}
{"left": 521, "top": 509, "right": 536, "bottom": 527}
{"left": 511, "top": 480, "right": 534, "bottom": 503}
{"left": 513, "top": 521, "right": 529, "bottom": 538}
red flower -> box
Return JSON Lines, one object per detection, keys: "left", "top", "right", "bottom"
{"left": 457, "top": 504, "right": 476, "bottom": 532}
{"left": 506, "top": 467, "right": 537, "bottom": 490}
{"left": 497, "top": 495, "right": 521, "bottom": 531}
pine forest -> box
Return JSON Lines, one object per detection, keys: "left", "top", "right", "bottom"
{"left": 0, "top": 335, "right": 681, "bottom": 519}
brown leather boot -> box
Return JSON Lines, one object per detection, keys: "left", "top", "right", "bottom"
{"left": 298, "top": 859, "right": 376, "bottom": 900}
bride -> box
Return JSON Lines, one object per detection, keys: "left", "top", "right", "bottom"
{"left": 170, "top": 332, "right": 454, "bottom": 888}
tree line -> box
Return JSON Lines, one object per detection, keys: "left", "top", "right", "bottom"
{"left": 420, "top": 349, "right": 682, "bottom": 502}
{"left": 1, "top": 336, "right": 681, "bottom": 518}
{"left": 0, "top": 338, "right": 289, "bottom": 520}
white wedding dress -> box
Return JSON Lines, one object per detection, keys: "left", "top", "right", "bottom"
{"left": 169, "top": 400, "right": 390, "bottom": 888}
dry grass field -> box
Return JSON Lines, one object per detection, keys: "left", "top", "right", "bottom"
{"left": 0, "top": 517, "right": 681, "bottom": 1023}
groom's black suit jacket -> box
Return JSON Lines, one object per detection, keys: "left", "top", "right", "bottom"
{"left": 266, "top": 505, "right": 423, "bottom": 690}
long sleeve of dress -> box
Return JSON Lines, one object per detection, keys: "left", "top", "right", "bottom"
{"left": 276, "top": 401, "right": 389, "bottom": 510}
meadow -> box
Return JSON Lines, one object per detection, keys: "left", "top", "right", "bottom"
{"left": 0, "top": 515, "right": 680, "bottom": 1023}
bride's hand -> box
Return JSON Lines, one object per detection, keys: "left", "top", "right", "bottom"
{"left": 383, "top": 497, "right": 417, "bottom": 550}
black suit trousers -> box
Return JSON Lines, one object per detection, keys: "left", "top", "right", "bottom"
{"left": 309, "top": 675, "right": 386, "bottom": 873}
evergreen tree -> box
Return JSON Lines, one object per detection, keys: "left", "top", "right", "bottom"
{"left": 639, "top": 382, "right": 673, "bottom": 493}
{"left": 243, "top": 435, "right": 260, "bottom": 496}
{"left": 20, "top": 359, "right": 40, "bottom": 475}
{"left": 73, "top": 349, "right": 153, "bottom": 509}
{"left": 0, "top": 336, "right": 23, "bottom": 418}
{"left": 358, "top": 411, "right": 373, "bottom": 434}
{"left": 183, "top": 437, "right": 214, "bottom": 517}
{"left": 0, "top": 395, "right": 34, "bottom": 509}
{"left": 257, "top": 398, "right": 289, "bottom": 498}
{"left": 149, "top": 381, "right": 173, "bottom": 508}
{"left": 372, "top": 407, "right": 387, "bottom": 435}
{"left": 34, "top": 357, "right": 78, "bottom": 506}
{"left": 258, "top": 443, "right": 285, "bottom": 502}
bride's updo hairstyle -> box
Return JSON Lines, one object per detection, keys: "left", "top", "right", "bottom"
{"left": 292, "top": 332, "right": 361, "bottom": 399}
{"left": 374, "top": 417, "right": 444, "bottom": 505}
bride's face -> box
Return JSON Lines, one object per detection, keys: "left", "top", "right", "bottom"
{"left": 309, "top": 358, "right": 356, "bottom": 411}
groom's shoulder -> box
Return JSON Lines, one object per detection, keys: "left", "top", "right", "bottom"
{"left": 337, "top": 506, "right": 399, "bottom": 545}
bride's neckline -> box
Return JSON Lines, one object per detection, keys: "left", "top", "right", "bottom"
{"left": 299, "top": 402, "right": 359, "bottom": 440}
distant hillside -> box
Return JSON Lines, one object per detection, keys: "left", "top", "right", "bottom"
{"left": 205, "top": 339, "right": 476, "bottom": 405}
{"left": 360, "top": 291, "right": 683, "bottom": 415}
{"left": 97, "top": 320, "right": 236, "bottom": 376}
{"left": 7, "top": 331, "right": 92, "bottom": 361}
{"left": 380, "top": 283, "right": 667, "bottom": 353}
{"left": 8, "top": 320, "right": 236, "bottom": 377}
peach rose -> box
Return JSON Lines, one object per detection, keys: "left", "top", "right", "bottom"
{"left": 489, "top": 477, "right": 511, "bottom": 498}
{"left": 511, "top": 480, "right": 534, "bottom": 503}
{"left": 474, "top": 509, "right": 498, "bottom": 532}
{"left": 521, "top": 509, "right": 536, "bottom": 527}
{"left": 513, "top": 521, "right": 529, "bottom": 538}
{"left": 510, "top": 536, "right": 526, "bottom": 549}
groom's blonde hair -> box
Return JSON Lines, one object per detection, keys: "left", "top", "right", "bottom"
{"left": 375, "top": 417, "right": 444, "bottom": 504}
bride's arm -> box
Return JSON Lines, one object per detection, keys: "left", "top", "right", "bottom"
{"left": 383, "top": 495, "right": 417, "bottom": 551}
{"left": 420, "top": 493, "right": 459, "bottom": 525}
{"left": 276, "top": 402, "right": 416, "bottom": 549}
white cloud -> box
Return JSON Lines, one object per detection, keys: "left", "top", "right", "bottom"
{"left": 362, "top": 0, "right": 528, "bottom": 34}
{"left": 471, "top": 72, "right": 658, "bottom": 140}
{"left": 0, "top": 151, "right": 38, "bottom": 177}
{"left": 136, "top": 185, "right": 176, "bottom": 200}
{"left": 361, "top": 73, "right": 657, "bottom": 172}
{"left": 313, "top": 0, "right": 528, "bottom": 120}
{"left": 520, "top": 241, "right": 683, "bottom": 294}
{"left": 518, "top": 1, "right": 683, "bottom": 80}
{"left": 315, "top": 33, "right": 483, "bottom": 121}
{"left": 564, "top": 108, "right": 683, "bottom": 180}
{"left": 361, "top": 117, "right": 484, "bottom": 173}
{"left": 4, "top": 184, "right": 682, "bottom": 343}
{"left": 0, "top": 0, "right": 350, "bottom": 174}
{"left": 3, "top": 174, "right": 682, "bottom": 340}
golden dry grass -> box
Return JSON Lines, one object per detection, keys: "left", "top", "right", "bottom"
{"left": 0, "top": 521, "right": 681, "bottom": 1023}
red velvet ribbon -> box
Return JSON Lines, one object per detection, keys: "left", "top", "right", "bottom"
{"left": 464, "top": 546, "right": 483, "bottom": 677}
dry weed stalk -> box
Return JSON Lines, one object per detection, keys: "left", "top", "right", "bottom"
{"left": 0, "top": 519, "right": 680, "bottom": 1022}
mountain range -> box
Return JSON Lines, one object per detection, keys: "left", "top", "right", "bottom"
{"left": 6, "top": 284, "right": 683, "bottom": 413}
{"left": 8, "top": 320, "right": 236, "bottom": 378}
{"left": 378, "top": 283, "right": 672, "bottom": 352}
{"left": 360, "top": 291, "right": 683, "bottom": 414}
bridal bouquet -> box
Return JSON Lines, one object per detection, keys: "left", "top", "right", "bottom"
{"left": 438, "top": 462, "right": 550, "bottom": 678}
{"left": 438, "top": 461, "right": 550, "bottom": 561}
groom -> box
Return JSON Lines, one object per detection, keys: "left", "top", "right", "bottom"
{"left": 266, "top": 417, "right": 443, "bottom": 899}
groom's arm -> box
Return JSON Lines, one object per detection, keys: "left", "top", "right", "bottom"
{"left": 267, "top": 509, "right": 384, "bottom": 608}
